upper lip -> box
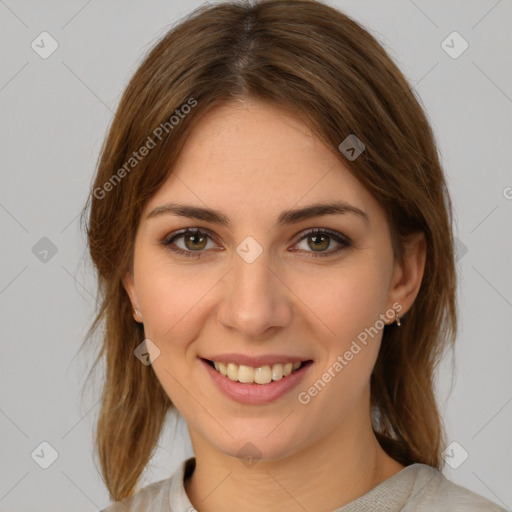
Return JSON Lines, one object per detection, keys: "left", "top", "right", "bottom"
{"left": 202, "top": 354, "right": 312, "bottom": 367}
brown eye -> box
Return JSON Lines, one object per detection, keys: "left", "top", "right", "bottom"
{"left": 293, "top": 229, "right": 351, "bottom": 258}
{"left": 307, "top": 233, "right": 330, "bottom": 251}
{"left": 183, "top": 231, "right": 208, "bottom": 251}
{"left": 161, "top": 228, "right": 216, "bottom": 258}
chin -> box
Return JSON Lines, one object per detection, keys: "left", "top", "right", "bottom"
{"left": 211, "top": 430, "right": 307, "bottom": 464}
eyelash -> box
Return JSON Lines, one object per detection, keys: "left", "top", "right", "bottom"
{"left": 160, "top": 227, "right": 352, "bottom": 259}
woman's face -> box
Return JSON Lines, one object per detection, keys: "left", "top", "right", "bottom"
{"left": 124, "top": 99, "right": 421, "bottom": 462}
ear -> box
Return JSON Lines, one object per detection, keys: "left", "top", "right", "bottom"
{"left": 122, "top": 269, "right": 143, "bottom": 323}
{"left": 386, "top": 231, "right": 427, "bottom": 318}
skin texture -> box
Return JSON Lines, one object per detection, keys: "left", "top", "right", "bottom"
{"left": 123, "top": 99, "right": 426, "bottom": 512}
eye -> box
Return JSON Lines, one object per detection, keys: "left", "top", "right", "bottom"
{"left": 161, "top": 228, "right": 218, "bottom": 258}
{"left": 292, "top": 228, "right": 351, "bottom": 258}
{"left": 161, "top": 227, "right": 351, "bottom": 259}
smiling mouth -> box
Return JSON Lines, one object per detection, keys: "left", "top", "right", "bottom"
{"left": 202, "top": 358, "right": 313, "bottom": 385}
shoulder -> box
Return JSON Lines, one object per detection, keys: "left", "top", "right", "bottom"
{"left": 404, "top": 464, "right": 507, "bottom": 512}
{"left": 99, "top": 477, "right": 172, "bottom": 512}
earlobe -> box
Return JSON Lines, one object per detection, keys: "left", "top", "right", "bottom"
{"left": 122, "top": 270, "right": 143, "bottom": 323}
{"left": 387, "top": 231, "right": 427, "bottom": 319}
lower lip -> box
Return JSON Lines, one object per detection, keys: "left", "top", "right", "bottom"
{"left": 200, "top": 359, "right": 313, "bottom": 405}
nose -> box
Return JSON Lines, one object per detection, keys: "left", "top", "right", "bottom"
{"left": 217, "top": 248, "right": 293, "bottom": 339}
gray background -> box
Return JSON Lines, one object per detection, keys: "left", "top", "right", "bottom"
{"left": 1, "top": 0, "right": 511, "bottom": 510}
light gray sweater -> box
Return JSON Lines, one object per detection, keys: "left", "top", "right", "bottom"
{"left": 100, "top": 457, "right": 507, "bottom": 511}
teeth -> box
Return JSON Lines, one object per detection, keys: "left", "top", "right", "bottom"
{"left": 211, "top": 360, "right": 303, "bottom": 384}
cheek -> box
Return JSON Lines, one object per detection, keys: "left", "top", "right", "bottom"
{"left": 295, "top": 266, "right": 387, "bottom": 424}
{"left": 295, "top": 258, "right": 390, "bottom": 397}
{"left": 134, "top": 256, "right": 219, "bottom": 348}
{"left": 134, "top": 262, "right": 211, "bottom": 409}
{"left": 294, "top": 257, "right": 390, "bottom": 339}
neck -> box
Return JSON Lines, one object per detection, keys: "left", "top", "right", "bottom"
{"left": 184, "top": 411, "right": 404, "bottom": 512}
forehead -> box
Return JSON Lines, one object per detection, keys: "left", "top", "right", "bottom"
{"left": 144, "top": 100, "right": 380, "bottom": 225}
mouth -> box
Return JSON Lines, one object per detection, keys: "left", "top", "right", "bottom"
{"left": 200, "top": 356, "right": 314, "bottom": 405}
{"left": 201, "top": 358, "right": 313, "bottom": 385}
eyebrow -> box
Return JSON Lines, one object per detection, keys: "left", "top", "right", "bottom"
{"left": 145, "top": 200, "right": 370, "bottom": 227}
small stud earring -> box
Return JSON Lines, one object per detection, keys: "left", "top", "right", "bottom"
{"left": 134, "top": 308, "right": 142, "bottom": 320}
{"left": 395, "top": 311, "right": 401, "bottom": 327}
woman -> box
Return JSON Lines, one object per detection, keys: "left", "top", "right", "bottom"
{"left": 81, "top": 0, "right": 505, "bottom": 510}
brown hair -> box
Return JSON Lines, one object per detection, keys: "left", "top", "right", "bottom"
{"left": 81, "top": 0, "right": 457, "bottom": 501}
